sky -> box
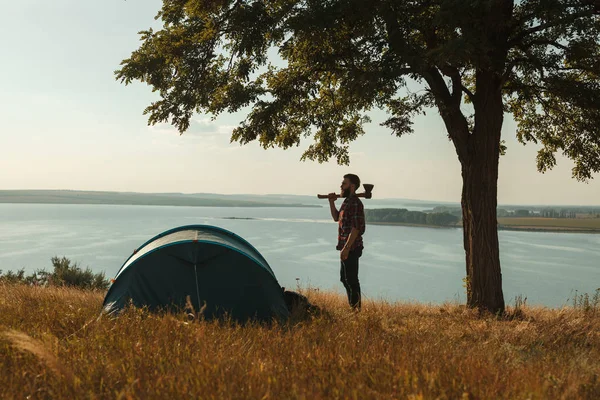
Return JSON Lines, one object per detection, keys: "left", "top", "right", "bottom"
{"left": 1, "top": 0, "right": 599, "bottom": 205}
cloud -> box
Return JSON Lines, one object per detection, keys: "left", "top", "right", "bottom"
{"left": 193, "top": 117, "right": 236, "bottom": 137}
{"left": 349, "top": 151, "right": 366, "bottom": 159}
{"left": 148, "top": 119, "right": 236, "bottom": 138}
{"left": 147, "top": 121, "right": 242, "bottom": 154}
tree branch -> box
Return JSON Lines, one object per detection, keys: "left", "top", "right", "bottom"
{"left": 379, "top": 7, "right": 470, "bottom": 161}
{"left": 503, "top": 44, "right": 548, "bottom": 83}
{"left": 462, "top": 85, "right": 476, "bottom": 103}
{"left": 380, "top": 5, "right": 426, "bottom": 73}
{"left": 522, "top": 39, "right": 570, "bottom": 51}
{"left": 439, "top": 65, "right": 465, "bottom": 107}
{"left": 509, "top": 9, "right": 597, "bottom": 47}
{"left": 421, "top": 67, "right": 470, "bottom": 162}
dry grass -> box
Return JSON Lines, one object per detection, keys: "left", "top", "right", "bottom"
{"left": 1, "top": 284, "right": 599, "bottom": 399}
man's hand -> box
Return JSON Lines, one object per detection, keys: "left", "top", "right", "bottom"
{"left": 328, "top": 193, "right": 338, "bottom": 202}
{"left": 341, "top": 247, "right": 350, "bottom": 261}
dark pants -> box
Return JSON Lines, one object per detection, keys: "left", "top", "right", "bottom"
{"left": 340, "top": 248, "right": 362, "bottom": 310}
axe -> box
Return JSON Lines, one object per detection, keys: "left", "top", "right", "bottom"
{"left": 317, "top": 184, "right": 374, "bottom": 200}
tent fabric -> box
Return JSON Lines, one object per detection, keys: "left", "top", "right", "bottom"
{"left": 102, "top": 225, "right": 289, "bottom": 322}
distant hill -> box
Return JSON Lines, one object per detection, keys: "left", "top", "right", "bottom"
{"left": 184, "top": 192, "right": 320, "bottom": 205}
{"left": 1, "top": 190, "right": 597, "bottom": 210}
{"left": 0, "top": 190, "right": 321, "bottom": 208}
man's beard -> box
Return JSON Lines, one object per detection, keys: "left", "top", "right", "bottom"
{"left": 341, "top": 188, "right": 351, "bottom": 198}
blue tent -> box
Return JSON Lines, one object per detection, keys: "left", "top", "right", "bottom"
{"left": 103, "top": 225, "right": 289, "bottom": 322}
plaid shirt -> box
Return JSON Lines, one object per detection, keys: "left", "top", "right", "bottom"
{"left": 337, "top": 195, "right": 366, "bottom": 251}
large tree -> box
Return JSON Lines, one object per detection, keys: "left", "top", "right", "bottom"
{"left": 117, "top": 0, "right": 600, "bottom": 314}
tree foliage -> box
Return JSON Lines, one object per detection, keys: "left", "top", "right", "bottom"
{"left": 365, "top": 208, "right": 460, "bottom": 226}
{"left": 117, "top": 0, "right": 599, "bottom": 178}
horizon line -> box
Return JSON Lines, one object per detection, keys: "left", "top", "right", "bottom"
{"left": 1, "top": 188, "right": 599, "bottom": 208}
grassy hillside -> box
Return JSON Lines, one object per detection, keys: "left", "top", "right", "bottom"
{"left": 0, "top": 190, "right": 320, "bottom": 208}
{"left": 1, "top": 284, "right": 599, "bottom": 399}
{"left": 498, "top": 217, "right": 600, "bottom": 231}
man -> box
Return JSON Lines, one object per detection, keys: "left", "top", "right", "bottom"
{"left": 328, "top": 174, "right": 366, "bottom": 310}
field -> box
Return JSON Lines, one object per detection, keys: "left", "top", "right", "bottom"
{"left": 498, "top": 217, "right": 600, "bottom": 231}
{"left": 1, "top": 284, "right": 599, "bottom": 399}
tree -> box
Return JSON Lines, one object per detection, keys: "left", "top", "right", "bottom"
{"left": 116, "top": 0, "right": 600, "bottom": 314}
{"left": 497, "top": 209, "right": 510, "bottom": 218}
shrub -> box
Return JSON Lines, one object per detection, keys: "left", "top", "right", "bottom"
{"left": 571, "top": 288, "right": 600, "bottom": 313}
{"left": 0, "top": 257, "right": 109, "bottom": 290}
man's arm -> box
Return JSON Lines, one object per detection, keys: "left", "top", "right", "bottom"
{"left": 343, "top": 227, "right": 360, "bottom": 250}
{"left": 329, "top": 196, "right": 339, "bottom": 221}
{"left": 344, "top": 201, "right": 365, "bottom": 250}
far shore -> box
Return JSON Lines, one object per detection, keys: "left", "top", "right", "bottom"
{"left": 368, "top": 220, "right": 600, "bottom": 234}
{"left": 497, "top": 225, "right": 600, "bottom": 234}
{"left": 367, "top": 221, "right": 456, "bottom": 230}
{"left": 0, "top": 190, "right": 321, "bottom": 208}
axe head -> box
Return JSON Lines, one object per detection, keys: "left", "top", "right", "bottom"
{"left": 362, "top": 184, "right": 374, "bottom": 199}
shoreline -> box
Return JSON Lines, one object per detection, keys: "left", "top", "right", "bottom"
{"left": 0, "top": 201, "right": 321, "bottom": 209}
{"left": 0, "top": 190, "right": 322, "bottom": 208}
{"left": 497, "top": 225, "right": 600, "bottom": 234}
{"left": 368, "top": 221, "right": 600, "bottom": 234}
{"left": 367, "top": 221, "right": 456, "bottom": 229}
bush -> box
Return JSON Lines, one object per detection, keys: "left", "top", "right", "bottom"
{"left": 0, "top": 257, "right": 109, "bottom": 290}
{"left": 571, "top": 288, "right": 600, "bottom": 313}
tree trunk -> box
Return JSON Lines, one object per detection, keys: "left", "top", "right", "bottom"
{"left": 461, "top": 72, "right": 506, "bottom": 315}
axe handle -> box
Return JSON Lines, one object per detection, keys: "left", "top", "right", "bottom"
{"left": 316, "top": 193, "right": 372, "bottom": 199}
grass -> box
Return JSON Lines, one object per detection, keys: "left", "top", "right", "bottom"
{"left": 1, "top": 284, "right": 599, "bottom": 399}
{"left": 498, "top": 217, "right": 600, "bottom": 231}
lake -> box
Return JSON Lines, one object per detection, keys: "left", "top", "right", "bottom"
{"left": 1, "top": 203, "right": 598, "bottom": 308}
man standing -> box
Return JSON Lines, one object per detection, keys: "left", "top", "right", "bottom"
{"left": 328, "top": 174, "right": 366, "bottom": 310}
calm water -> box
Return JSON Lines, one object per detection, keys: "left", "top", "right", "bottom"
{"left": 1, "top": 204, "right": 598, "bottom": 308}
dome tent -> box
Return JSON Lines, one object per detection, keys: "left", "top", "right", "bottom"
{"left": 103, "top": 225, "right": 290, "bottom": 322}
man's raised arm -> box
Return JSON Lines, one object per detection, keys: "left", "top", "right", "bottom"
{"left": 328, "top": 194, "right": 339, "bottom": 221}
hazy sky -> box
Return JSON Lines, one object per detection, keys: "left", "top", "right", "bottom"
{"left": 1, "top": 0, "right": 599, "bottom": 205}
